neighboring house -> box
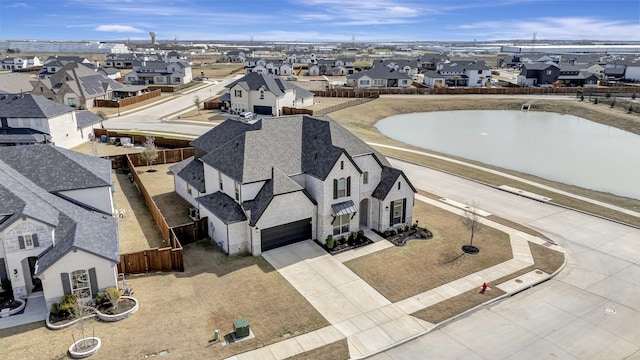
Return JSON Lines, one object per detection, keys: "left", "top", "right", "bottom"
{"left": 624, "top": 61, "right": 640, "bottom": 82}
{"left": 376, "top": 59, "right": 422, "bottom": 76}
{"left": 0, "top": 145, "right": 118, "bottom": 312}
{"left": 0, "top": 94, "right": 95, "bottom": 148}
{"left": 31, "top": 62, "right": 123, "bottom": 109}
{"left": 221, "top": 51, "right": 248, "bottom": 63}
{"left": 0, "top": 73, "right": 34, "bottom": 94}
{"left": 104, "top": 53, "right": 161, "bottom": 69}
{"left": 221, "top": 72, "right": 313, "bottom": 116}
{"left": 171, "top": 115, "right": 416, "bottom": 256}
{"left": 308, "top": 58, "right": 355, "bottom": 76}
{"left": 346, "top": 66, "right": 412, "bottom": 88}
{"left": 98, "top": 67, "right": 122, "bottom": 80}
{"left": 422, "top": 71, "right": 446, "bottom": 87}
{"left": 436, "top": 60, "right": 492, "bottom": 87}
{"left": 517, "top": 63, "right": 561, "bottom": 87}
{"left": 557, "top": 65, "right": 598, "bottom": 87}
{"left": 37, "top": 56, "right": 91, "bottom": 79}
{"left": 583, "top": 62, "right": 606, "bottom": 79}
{"left": 245, "top": 58, "right": 292, "bottom": 76}
{"left": 0, "top": 56, "right": 42, "bottom": 71}
{"left": 124, "top": 60, "right": 193, "bottom": 85}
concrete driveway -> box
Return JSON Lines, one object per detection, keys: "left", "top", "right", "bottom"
{"left": 373, "top": 159, "right": 640, "bottom": 359}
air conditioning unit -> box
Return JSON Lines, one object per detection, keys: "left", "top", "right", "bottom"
{"left": 188, "top": 207, "right": 200, "bottom": 220}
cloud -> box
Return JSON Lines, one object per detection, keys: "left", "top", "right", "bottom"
{"left": 95, "top": 25, "right": 144, "bottom": 33}
{"left": 446, "top": 16, "right": 640, "bottom": 41}
{"left": 6, "top": 2, "right": 33, "bottom": 8}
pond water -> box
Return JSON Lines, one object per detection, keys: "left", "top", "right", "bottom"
{"left": 375, "top": 110, "right": 640, "bottom": 200}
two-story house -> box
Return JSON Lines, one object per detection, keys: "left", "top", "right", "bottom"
{"left": 0, "top": 94, "right": 98, "bottom": 148}
{"left": 124, "top": 60, "right": 193, "bottom": 85}
{"left": 436, "top": 60, "right": 492, "bottom": 87}
{"left": 0, "top": 56, "right": 42, "bottom": 71}
{"left": 220, "top": 72, "right": 313, "bottom": 116}
{"left": 244, "top": 58, "right": 293, "bottom": 76}
{"left": 308, "top": 58, "right": 356, "bottom": 76}
{"left": 171, "top": 115, "right": 416, "bottom": 255}
{"left": 517, "top": 63, "right": 561, "bottom": 87}
{"left": 0, "top": 145, "right": 119, "bottom": 312}
{"left": 30, "top": 62, "right": 123, "bottom": 110}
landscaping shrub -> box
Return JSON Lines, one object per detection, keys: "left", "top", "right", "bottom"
{"left": 104, "top": 286, "right": 121, "bottom": 310}
{"left": 1, "top": 279, "right": 12, "bottom": 299}
{"left": 389, "top": 229, "right": 397, "bottom": 236}
{"left": 357, "top": 230, "right": 365, "bottom": 240}
{"left": 610, "top": 99, "right": 616, "bottom": 108}
{"left": 326, "top": 235, "right": 334, "bottom": 249}
{"left": 580, "top": 95, "right": 584, "bottom": 101}
{"left": 594, "top": 98, "right": 598, "bottom": 104}
{"left": 404, "top": 225, "right": 411, "bottom": 232}
{"left": 605, "top": 92, "right": 611, "bottom": 99}
{"left": 57, "top": 294, "right": 78, "bottom": 315}
{"left": 632, "top": 93, "right": 637, "bottom": 100}
{"left": 95, "top": 292, "right": 107, "bottom": 307}
{"left": 383, "top": 230, "right": 391, "bottom": 237}
{"left": 50, "top": 303, "right": 60, "bottom": 316}
{"left": 411, "top": 222, "right": 418, "bottom": 230}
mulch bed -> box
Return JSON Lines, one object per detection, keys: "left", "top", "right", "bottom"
{"left": 49, "top": 298, "right": 136, "bottom": 326}
{"left": 317, "top": 236, "right": 374, "bottom": 255}
{"left": 374, "top": 226, "right": 433, "bottom": 246}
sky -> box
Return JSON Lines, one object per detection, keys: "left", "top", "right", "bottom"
{"left": 0, "top": 0, "right": 639, "bottom": 42}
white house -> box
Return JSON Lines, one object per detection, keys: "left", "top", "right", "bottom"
{"left": 245, "top": 58, "right": 292, "bottom": 76}
{"left": 0, "top": 56, "right": 42, "bottom": 71}
{"left": 125, "top": 60, "right": 193, "bottom": 85}
{"left": 422, "top": 71, "right": 446, "bottom": 88}
{"left": 171, "top": 115, "right": 416, "bottom": 256}
{"left": 436, "top": 60, "right": 492, "bottom": 87}
{"left": 0, "top": 94, "right": 99, "bottom": 148}
{"left": 0, "top": 145, "right": 119, "bottom": 313}
{"left": 346, "top": 66, "right": 412, "bottom": 88}
{"left": 221, "top": 72, "right": 314, "bottom": 116}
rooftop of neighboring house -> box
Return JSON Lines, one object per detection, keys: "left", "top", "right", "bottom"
{"left": 0, "top": 73, "right": 34, "bottom": 94}
{"left": 439, "top": 60, "right": 490, "bottom": 72}
{"left": 225, "top": 72, "right": 313, "bottom": 99}
{"left": 75, "top": 110, "right": 103, "bottom": 128}
{"left": 0, "top": 94, "right": 74, "bottom": 118}
{"left": 0, "top": 145, "right": 118, "bottom": 274}
{"left": 347, "top": 65, "right": 412, "bottom": 80}
{"left": 38, "top": 62, "right": 123, "bottom": 99}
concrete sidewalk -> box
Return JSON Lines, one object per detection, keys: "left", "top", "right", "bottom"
{"left": 227, "top": 196, "right": 565, "bottom": 360}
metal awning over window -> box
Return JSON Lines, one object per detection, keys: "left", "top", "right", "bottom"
{"left": 332, "top": 200, "right": 357, "bottom": 216}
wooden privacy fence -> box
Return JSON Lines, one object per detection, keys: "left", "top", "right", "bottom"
{"left": 102, "top": 148, "right": 195, "bottom": 169}
{"left": 282, "top": 106, "right": 314, "bottom": 116}
{"left": 114, "top": 152, "right": 207, "bottom": 275}
{"left": 94, "top": 89, "right": 161, "bottom": 107}
{"left": 312, "top": 86, "right": 639, "bottom": 98}
{"left": 94, "top": 128, "right": 193, "bottom": 149}
{"left": 313, "top": 97, "right": 378, "bottom": 116}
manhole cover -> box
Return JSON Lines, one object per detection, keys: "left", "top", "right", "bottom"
{"left": 515, "top": 279, "right": 523, "bottom": 283}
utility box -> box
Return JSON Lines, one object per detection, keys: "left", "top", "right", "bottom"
{"left": 233, "top": 318, "right": 250, "bottom": 338}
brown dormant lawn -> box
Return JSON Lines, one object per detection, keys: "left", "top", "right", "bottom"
{"left": 344, "top": 200, "right": 513, "bottom": 303}
{"left": 0, "top": 242, "right": 329, "bottom": 360}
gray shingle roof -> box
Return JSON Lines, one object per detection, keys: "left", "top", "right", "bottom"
{"left": 0, "top": 157, "right": 118, "bottom": 275}
{"left": 0, "top": 94, "right": 74, "bottom": 118}
{"left": 226, "top": 72, "right": 285, "bottom": 96}
{"left": 170, "top": 157, "right": 206, "bottom": 193}
{"left": 75, "top": 110, "right": 102, "bottom": 128}
{"left": 347, "top": 66, "right": 412, "bottom": 80}
{"left": 0, "top": 128, "right": 50, "bottom": 144}
{"left": 0, "top": 73, "right": 34, "bottom": 94}
{"left": 197, "top": 192, "right": 247, "bottom": 224}
{"left": 0, "top": 145, "right": 112, "bottom": 192}
{"left": 372, "top": 166, "right": 416, "bottom": 200}
{"left": 242, "top": 167, "right": 313, "bottom": 226}
{"left": 197, "top": 115, "right": 386, "bottom": 183}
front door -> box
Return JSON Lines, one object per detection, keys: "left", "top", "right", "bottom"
{"left": 28, "top": 257, "right": 42, "bottom": 293}
{"left": 359, "top": 199, "right": 369, "bottom": 228}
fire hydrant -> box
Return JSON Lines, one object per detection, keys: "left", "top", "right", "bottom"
{"left": 481, "top": 282, "right": 488, "bottom": 294}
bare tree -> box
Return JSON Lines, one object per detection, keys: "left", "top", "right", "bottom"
{"left": 90, "top": 140, "right": 99, "bottom": 157}
{"left": 193, "top": 95, "right": 201, "bottom": 114}
{"left": 460, "top": 201, "right": 484, "bottom": 252}
{"left": 95, "top": 110, "right": 108, "bottom": 128}
{"left": 140, "top": 136, "right": 159, "bottom": 171}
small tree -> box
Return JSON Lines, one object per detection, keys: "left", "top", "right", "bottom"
{"left": 594, "top": 98, "right": 599, "bottom": 104}
{"left": 461, "top": 201, "right": 484, "bottom": 253}
{"left": 193, "top": 95, "right": 201, "bottom": 114}
{"left": 632, "top": 93, "right": 637, "bottom": 100}
{"left": 610, "top": 98, "right": 616, "bottom": 108}
{"left": 629, "top": 105, "right": 634, "bottom": 114}
{"left": 605, "top": 92, "right": 611, "bottom": 99}
{"left": 140, "top": 136, "right": 159, "bottom": 171}
{"left": 95, "top": 110, "right": 108, "bottom": 129}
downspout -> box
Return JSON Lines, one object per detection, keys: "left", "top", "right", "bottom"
{"left": 227, "top": 224, "right": 230, "bottom": 254}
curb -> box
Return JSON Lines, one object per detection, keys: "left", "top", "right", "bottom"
{"left": 354, "top": 250, "right": 569, "bottom": 359}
